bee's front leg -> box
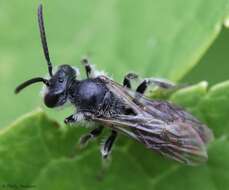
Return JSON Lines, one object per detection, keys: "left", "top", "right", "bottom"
{"left": 101, "top": 130, "right": 117, "bottom": 159}
{"left": 81, "top": 58, "right": 93, "bottom": 78}
{"left": 64, "top": 112, "right": 92, "bottom": 125}
{"left": 81, "top": 58, "right": 105, "bottom": 78}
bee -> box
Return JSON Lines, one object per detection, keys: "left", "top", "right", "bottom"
{"left": 15, "top": 4, "right": 213, "bottom": 165}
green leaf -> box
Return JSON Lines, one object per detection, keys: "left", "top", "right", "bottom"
{"left": 0, "top": 111, "right": 53, "bottom": 184}
{"left": 182, "top": 28, "right": 229, "bottom": 85}
{"left": 1, "top": 0, "right": 229, "bottom": 127}
{"left": 0, "top": 110, "right": 87, "bottom": 185}
{"left": 169, "top": 81, "right": 209, "bottom": 118}
{"left": 198, "top": 81, "right": 229, "bottom": 137}
{"left": 152, "top": 137, "right": 229, "bottom": 190}
{"left": 170, "top": 80, "right": 229, "bottom": 137}
{"left": 34, "top": 137, "right": 229, "bottom": 190}
{"left": 170, "top": 81, "right": 208, "bottom": 109}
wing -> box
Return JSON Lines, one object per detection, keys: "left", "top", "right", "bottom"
{"left": 93, "top": 115, "right": 209, "bottom": 165}
{"left": 96, "top": 76, "right": 214, "bottom": 165}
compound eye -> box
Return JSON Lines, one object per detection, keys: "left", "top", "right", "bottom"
{"left": 44, "top": 93, "right": 59, "bottom": 108}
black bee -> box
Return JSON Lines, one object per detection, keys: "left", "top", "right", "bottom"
{"left": 15, "top": 4, "right": 213, "bottom": 165}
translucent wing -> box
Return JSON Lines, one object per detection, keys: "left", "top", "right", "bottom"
{"left": 95, "top": 76, "right": 214, "bottom": 165}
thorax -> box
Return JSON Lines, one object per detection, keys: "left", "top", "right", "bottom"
{"left": 68, "top": 78, "right": 108, "bottom": 112}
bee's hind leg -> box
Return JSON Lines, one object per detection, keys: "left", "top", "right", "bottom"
{"left": 79, "top": 126, "right": 104, "bottom": 148}
{"left": 101, "top": 130, "right": 117, "bottom": 159}
{"left": 136, "top": 78, "right": 176, "bottom": 95}
{"left": 123, "top": 74, "right": 176, "bottom": 93}
{"left": 97, "top": 130, "right": 117, "bottom": 180}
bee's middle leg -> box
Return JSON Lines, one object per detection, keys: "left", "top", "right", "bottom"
{"left": 122, "top": 73, "right": 139, "bottom": 88}
{"left": 79, "top": 126, "right": 104, "bottom": 147}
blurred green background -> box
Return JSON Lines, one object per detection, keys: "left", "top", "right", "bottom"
{"left": 0, "top": 0, "right": 229, "bottom": 127}
{"left": 1, "top": 0, "right": 229, "bottom": 190}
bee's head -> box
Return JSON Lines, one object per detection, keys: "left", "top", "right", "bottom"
{"left": 43, "top": 65, "right": 77, "bottom": 108}
{"left": 15, "top": 4, "right": 79, "bottom": 108}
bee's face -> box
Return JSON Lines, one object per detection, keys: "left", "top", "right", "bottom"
{"left": 44, "top": 65, "right": 77, "bottom": 108}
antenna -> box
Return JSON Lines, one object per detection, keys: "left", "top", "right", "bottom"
{"left": 15, "top": 77, "right": 49, "bottom": 94}
{"left": 38, "top": 4, "right": 53, "bottom": 76}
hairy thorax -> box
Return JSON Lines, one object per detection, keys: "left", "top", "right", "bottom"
{"left": 69, "top": 78, "right": 108, "bottom": 112}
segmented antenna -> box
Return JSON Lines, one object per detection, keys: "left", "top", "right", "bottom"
{"left": 38, "top": 4, "right": 53, "bottom": 76}
{"left": 15, "top": 77, "right": 49, "bottom": 94}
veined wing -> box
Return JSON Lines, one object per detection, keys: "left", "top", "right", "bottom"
{"left": 136, "top": 99, "right": 214, "bottom": 145}
{"left": 93, "top": 114, "right": 209, "bottom": 165}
